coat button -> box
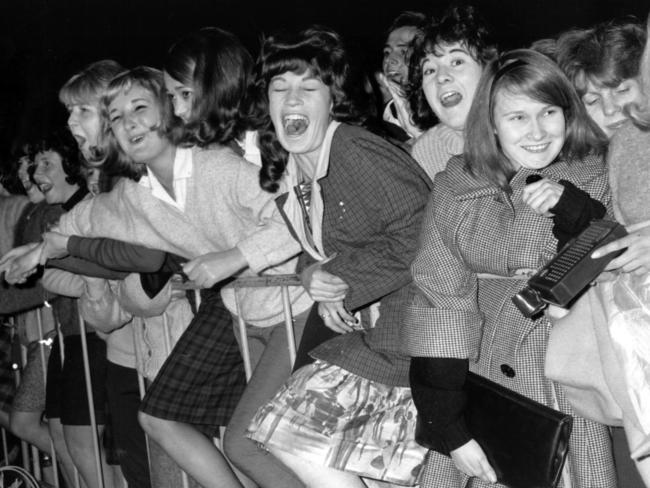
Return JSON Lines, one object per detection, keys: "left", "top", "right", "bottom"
{"left": 500, "top": 364, "right": 515, "bottom": 378}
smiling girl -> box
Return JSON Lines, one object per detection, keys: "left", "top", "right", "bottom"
{"left": 407, "top": 6, "right": 497, "bottom": 182}
{"left": 405, "top": 49, "right": 615, "bottom": 487}
{"left": 52, "top": 66, "right": 305, "bottom": 488}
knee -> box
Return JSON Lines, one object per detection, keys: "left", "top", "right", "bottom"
{"left": 10, "top": 412, "right": 36, "bottom": 439}
{"left": 137, "top": 411, "right": 155, "bottom": 436}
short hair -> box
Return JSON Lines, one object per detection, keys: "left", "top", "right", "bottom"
{"left": 102, "top": 66, "right": 171, "bottom": 179}
{"left": 31, "top": 129, "right": 86, "bottom": 188}
{"left": 407, "top": 5, "right": 498, "bottom": 130}
{"left": 553, "top": 19, "right": 646, "bottom": 97}
{"left": 464, "top": 49, "right": 609, "bottom": 191}
{"left": 256, "top": 26, "right": 364, "bottom": 192}
{"left": 165, "top": 27, "right": 263, "bottom": 147}
{"left": 386, "top": 11, "right": 427, "bottom": 37}
{"left": 59, "top": 60, "right": 124, "bottom": 165}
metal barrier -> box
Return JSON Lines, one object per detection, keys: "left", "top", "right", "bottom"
{"left": 6, "top": 273, "right": 302, "bottom": 488}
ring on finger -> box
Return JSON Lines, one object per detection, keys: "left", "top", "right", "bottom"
{"left": 320, "top": 312, "right": 331, "bottom": 318}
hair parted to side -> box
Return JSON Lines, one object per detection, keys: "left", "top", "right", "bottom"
{"left": 165, "top": 27, "right": 264, "bottom": 147}
{"left": 407, "top": 5, "right": 498, "bottom": 130}
{"left": 256, "top": 26, "right": 364, "bottom": 193}
{"left": 464, "top": 49, "right": 609, "bottom": 191}
{"left": 386, "top": 11, "right": 428, "bottom": 37}
{"left": 552, "top": 19, "right": 646, "bottom": 97}
{"left": 59, "top": 60, "right": 124, "bottom": 165}
{"left": 30, "top": 129, "right": 87, "bottom": 188}
{"left": 102, "top": 66, "right": 171, "bottom": 179}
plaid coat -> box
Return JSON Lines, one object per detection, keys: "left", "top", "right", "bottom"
{"left": 404, "top": 154, "right": 617, "bottom": 488}
{"left": 283, "top": 123, "right": 432, "bottom": 387}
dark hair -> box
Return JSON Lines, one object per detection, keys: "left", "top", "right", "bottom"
{"left": 59, "top": 60, "right": 125, "bottom": 165}
{"left": 256, "top": 26, "right": 364, "bottom": 192}
{"left": 102, "top": 66, "right": 170, "bottom": 179}
{"left": 165, "top": 27, "right": 264, "bottom": 147}
{"left": 31, "top": 129, "right": 86, "bottom": 187}
{"left": 464, "top": 49, "right": 609, "bottom": 191}
{"left": 551, "top": 19, "right": 645, "bottom": 97}
{"left": 386, "top": 11, "right": 428, "bottom": 37}
{"left": 407, "top": 5, "right": 498, "bottom": 130}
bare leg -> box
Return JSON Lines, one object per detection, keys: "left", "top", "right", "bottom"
{"left": 48, "top": 418, "right": 82, "bottom": 488}
{"left": 63, "top": 424, "right": 115, "bottom": 488}
{"left": 268, "top": 448, "right": 367, "bottom": 488}
{"left": 10, "top": 410, "right": 52, "bottom": 453}
{"left": 139, "top": 412, "right": 242, "bottom": 488}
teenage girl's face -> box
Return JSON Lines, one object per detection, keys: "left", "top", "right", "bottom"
{"left": 108, "top": 84, "right": 169, "bottom": 164}
{"left": 33, "top": 150, "right": 79, "bottom": 205}
{"left": 163, "top": 71, "right": 194, "bottom": 123}
{"left": 581, "top": 78, "right": 644, "bottom": 139}
{"left": 66, "top": 102, "right": 102, "bottom": 161}
{"left": 421, "top": 42, "right": 484, "bottom": 131}
{"left": 493, "top": 89, "right": 566, "bottom": 171}
{"left": 268, "top": 70, "right": 333, "bottom": 167}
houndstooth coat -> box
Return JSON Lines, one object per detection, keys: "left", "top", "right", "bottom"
{"left": 403, "top": 154, "right": 617, "bottom": 488}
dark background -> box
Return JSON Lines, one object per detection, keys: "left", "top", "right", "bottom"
{"left": 0, "top": 0, "right": 647, "bottom": 167}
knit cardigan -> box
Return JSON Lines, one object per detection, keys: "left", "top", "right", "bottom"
{"left": 411, "top": 124, "right": 464, "bottom": 182}
{"left": 57, "top": 145, "right": 312, "bottom": 327}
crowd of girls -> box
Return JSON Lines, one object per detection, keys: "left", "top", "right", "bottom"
{"left": 0, "top": 4, "right": 649, "bottom": 488}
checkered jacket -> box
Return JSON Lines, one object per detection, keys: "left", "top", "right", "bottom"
{"left": 405, "top": 154, "right": 616, "bottom": 487}
{"left": 283, "top": 123, "right": 432, "bottom": 387}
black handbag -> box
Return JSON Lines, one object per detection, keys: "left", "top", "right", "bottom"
{"left": 464, "top": 372, "right": 573, "bottom": 488}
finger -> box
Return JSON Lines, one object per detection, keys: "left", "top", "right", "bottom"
{"left": 479, "top": 457, "right": 497, "bottom": 484}
{"left": 334, "top": 305, "right": 356, "bottom": 323}
{"left": 627, "top": 220, "right": 650, "bottom": 233}
{"left": 592, "top": 237, "right": 630, "bottom": 259}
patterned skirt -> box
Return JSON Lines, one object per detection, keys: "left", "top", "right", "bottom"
{"left": 247, "top": 359, "right": 428, "bottom": 486}
{"left": 140, "top": 288, "right": 246, "bottom": 437}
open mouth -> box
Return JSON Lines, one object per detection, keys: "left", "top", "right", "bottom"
{"left": 283, "top": 114, "right": 309, "bottom": 136}
{"left": 37, "top": 182, "right": 53, "bottom": 194}
{"left": 129, "top": 133, "right": 146, "bottom": 145}
{"left": 72, "top": 134, "right": 86, "bottom": 147}
{"left": 521, "top": 142, "right": 551, "bottom": 153}
{"left": 440, "top": 91, "right": 462, "bottom": 108}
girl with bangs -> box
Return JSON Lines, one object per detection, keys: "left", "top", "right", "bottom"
{"left": 42, "top": 64, "right": 308, "bottom": 488}
{"left": 405, "top": 49, "right": 615, "bottom": 487}
{"left": 536, "top": 19, "right": 646, "bottom": 140}
{"left": 406, "top": 5, "right": 497, "bottom": 182}
{"left": 245, "top": 27, "right": 431, "bottom": 488}
{"left": 161, "top": 28, "right": 315, "bottom": 488}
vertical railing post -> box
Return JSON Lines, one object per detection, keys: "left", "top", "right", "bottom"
{"left": 77, "top": 315, "right": 104, "bottom": 488}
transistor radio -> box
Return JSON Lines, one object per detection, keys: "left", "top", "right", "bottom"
{"left": 512, "top": 219, "right": 627, "bottom": 318}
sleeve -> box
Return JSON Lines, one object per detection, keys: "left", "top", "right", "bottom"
{"left": 551, "top": 180, "right": 607, "bottom": 250}
{"left": 67, "top": 236, "right": 167, "bottom": 273}
{"left": 41, "top": 269, "right": 85, "bottom": 298}
{"left": 410, "top": 357, "right": 471, "bottom": 454}
{"left": 403, "top": 173, "right": 483, "bottom": 454}
{"left": 403, "top": 177, "right": 483, "bottom": 360}
{"left": 115, "top": 273, "right": 172, "bottom": 318}
{"left": 321, "top": 139, "right": 430, "bottom": 310}
{"left": 47, "top": 255, "right": 129, "bottom": 280}
{"left": 78, "top": 279, "right": 133, "bottom": 333}
{"left": 232, "top": 161, "right": 302, "bottom": 272}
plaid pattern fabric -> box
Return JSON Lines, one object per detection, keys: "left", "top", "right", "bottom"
{"left": 140, "top": 288, "right": 246, "bottom": 436}
{"left": 406, "top": 155, "right": 616, "bottom": 487}
{"left": 293, "top": 124, "right": 431, "bottom": 387}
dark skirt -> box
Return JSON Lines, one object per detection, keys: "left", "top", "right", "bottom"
{"left": 140, "top": 288, "right": 246, "bottom": 437}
